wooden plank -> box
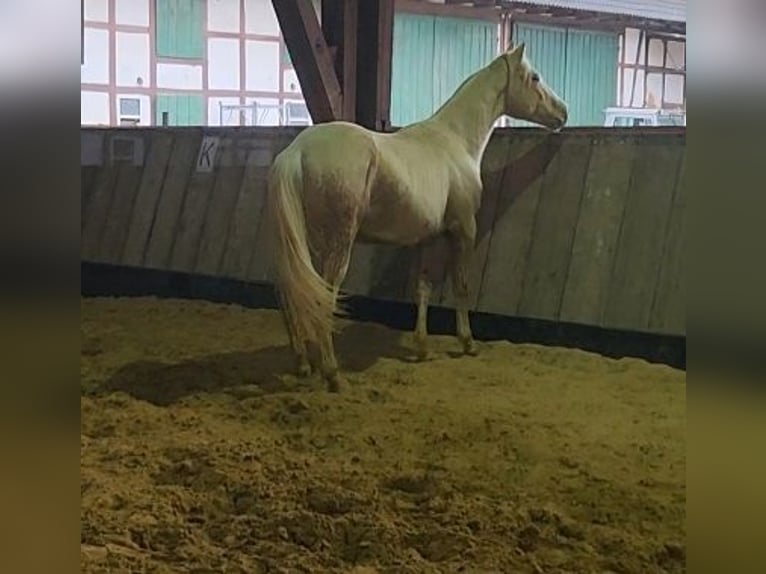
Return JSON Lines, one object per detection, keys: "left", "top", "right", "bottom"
{"left": 559, "top": 135, "right": 637, "bottom": 326}
{"left": 168, "top": 144, "right": 218, "bottom": 272}
{"left": 439, "top": 130, "right": 513, "bottom": 310}
{"left": 194, "top": 143, "right": 246, "bottom": 276}
{"left": 648, "top": 151, "right": 686, "bottom": 334}
{"left": 81, "top": 167, "right": 100, "bottom": 229}
{"left": 322, "top": 0, "right": 358, "bottom": 120}
{"left": 271, "top": 0, "right": 342, "bottom": 122}
{"left": 602, "top": 136, "right": 684, "bottom": 331}
{"left": 356, "top": 0, "right": 394, "bottom": 130}
{"left": 219, "top": 149, "right": 273, "bottom": 280}
{"left": 144, "top": 131, "right": 201, "bottom": 270}
{"left": 99, "top": 162, "right": 144, "bottom": 263}
{"left": 475, "top": 133, "right": 558, "bottom": 315}
{"left": 82, "top": 134, "right": 120, "bottom": 261}
{"left": 344, "top": 243, "right": 412, "bottom": 300}
{"left": 246, "top": 135, "right": 301, "bottom": 283}
{"left": 121, "top": 132, "right": 174, "bottom": 267}
{"left": 517, "top": 136, "right": 592, "bottom": 320}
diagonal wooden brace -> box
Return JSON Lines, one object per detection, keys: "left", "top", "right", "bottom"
{"left": 271, "top": 0, "right": 343, "bottom": 123}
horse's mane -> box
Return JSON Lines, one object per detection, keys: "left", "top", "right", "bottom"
{"left": 430, "top": 53, "right": 507, "bottom": 118}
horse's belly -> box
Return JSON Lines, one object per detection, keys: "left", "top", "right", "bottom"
{"left": 358, "top": 189, "right": 445, "bottom": 246}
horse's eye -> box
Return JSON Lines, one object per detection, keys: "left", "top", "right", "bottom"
{"left": 531, "top": 73, "right": 540, "bottom": 83}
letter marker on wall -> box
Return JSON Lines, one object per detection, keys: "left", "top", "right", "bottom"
{"left": 196, "top": 136, "right": 220, "bottom": 172}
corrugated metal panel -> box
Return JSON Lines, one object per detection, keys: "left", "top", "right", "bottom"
{"left": 510, "top": 23, "right": 567, "bottom": 127}
{"left": 433, "top": 16, "right": 498, "bottom": 109}
{"left": 512, "top": 22, "right": 618, "bottom": 126}
{"left": 391, "top": 13, "right": 435, "bottom": 127}
{"left": 155, "top": 94, "right": 204, "bottom": 126}
{"left": 156, "top": 0, "right": 204, "bottom": 59}
{"left": 510, "top": 0, "right": 685, "bottom": 23}
{"left": 564, "top": 29, "right": 618, "bottom": 126}
{"left": 390, "top": 13, "right": 497, "bottom": 127}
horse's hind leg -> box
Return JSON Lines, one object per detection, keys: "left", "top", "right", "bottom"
{"left": 316, "top": 232, "right": 355, "bottom": 392}
{"left": 282, "top": 306, "right": 311, "bottom": 377}
{"left": 448, "top": 217, "right": 479, "bottom": 356}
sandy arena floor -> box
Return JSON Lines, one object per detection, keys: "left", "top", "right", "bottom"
{"left": 81, "top": 297, "right": 686, "bottom": 573}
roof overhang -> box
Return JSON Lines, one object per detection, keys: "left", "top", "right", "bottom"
{"left": 440, "top": 0, "right": 686, "bottom": 36}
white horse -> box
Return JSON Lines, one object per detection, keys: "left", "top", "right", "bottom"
{"left": 267, "top": 43, "right": 567, "bottom": 391}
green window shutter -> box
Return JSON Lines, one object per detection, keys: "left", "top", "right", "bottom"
{"left": 156, "top": 0, "right": 204, "bottom": 59}
{"left": 155, "top": 94, "right": 205, "bottom": 126}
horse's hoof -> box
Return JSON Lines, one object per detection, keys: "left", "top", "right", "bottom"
{"left": 297, "top": 362, "right": 312, "bottom": 377}
{"left": 416, "top": 349, "right": 431, "bottom": 362}
{"left": 463, "top": 341, "right": 479, "bottom": 356}
{"left": 326, "top": 375, "right": 344, "bottom": 393}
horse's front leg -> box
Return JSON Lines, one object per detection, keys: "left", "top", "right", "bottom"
{"left": 414, "top": 273, "right": 431, "bottom": 361}
{"left": 449, "top": 221, "right": 479, "bottom": 357}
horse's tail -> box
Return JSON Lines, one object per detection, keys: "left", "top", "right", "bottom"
{"left": 267, "top": 152, "right": 337, "bottom": 344}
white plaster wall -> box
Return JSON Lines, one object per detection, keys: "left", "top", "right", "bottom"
{"left": 245, "top": 0, "right": 279, "bottom": 36}
{"left": 282, "top": 69, "right": 302, "bottom": 94}
{"left": 246, "top": 40, "right": 280, "bottom": 91}
{"left": 645, "top": 73, "right": 663, "bottom": 107}
{"left": 81, "top": 27, "right": 109, "bottom": 84}
{"left": 648, "top": 38, "right": 665, "bottom": 67}
{"left": 115, "top": 0, "right": 149, "bottom": 27}
{"left": 621, "top": 68, "right": 645, "bottom": 107}
{"left": 208, "top": 38, "right": 240, "bottom": 90}
{"left": 246, "top": 97, "right": 280, "bottom": 126}
{"left": 623, "top": 28, "right": 646, "bottom": 66}
{"left": 84, "top": 0, "right": 109, "bottom": 22}
{"left": 157, "top": 63, "right": 203, "bottom": 89}
{"left": 115, "top": 32, "right": 150, "bottom": 87}
{"left": 208, "top": 0, "right": 240, "bottom": 33}
{"left": 209, "top": 96, "right": 244, "bottom": 126}
{"left": 666, "top": 41, "right": 685, "bottom": 71}
{"left": 81, "top": 91, "right": 110, "bottom": 125}
{"left": 116, "top": 93, "right": 152, "bottom": 125}
{"left": 664, "top": 74, "right": 685, "bottom": 104}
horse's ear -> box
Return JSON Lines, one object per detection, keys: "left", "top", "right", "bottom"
{"left": 508, "top": 42, "right": 525, "bottom": 63}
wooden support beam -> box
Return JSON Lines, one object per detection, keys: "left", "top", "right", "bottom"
{"left": 271, "top": 0, "right": 342, "bottom": 123}
{"left": 321, "top": 0, "right": 358, "bottom": 121}
{"left": 356, "top": 0, "right": 394, "bottom": 131}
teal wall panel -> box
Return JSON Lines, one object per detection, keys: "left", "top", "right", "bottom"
{"left": 156, "top": 94, "right": 205, "bottom": 126}
{"left": 391, "top": 13, "right": 498, "bottom": 127}
{"left": 564, "top": 29, "right": 619, "bottom": 126}
{"left": 156, "top": 0, "right": 204, "bottom": 59}
{"left": 512, "top": 22, "right": 619, "bottom": 126}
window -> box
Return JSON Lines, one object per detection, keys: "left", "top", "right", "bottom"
{"left": 156, "top": 0, "right": 204, "bottom": 59}
{"left": 119, "top": 97, "right": 142, "bottom": 126}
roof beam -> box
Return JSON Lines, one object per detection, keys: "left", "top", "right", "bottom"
{"left": 322, "top": 0, "right": 358, "bottom": 121}
{"left": 271, "top": 0, "right": 343, "bottom": 123}
{"left": 355, "top": 0, "right": 394, "bottom": 130}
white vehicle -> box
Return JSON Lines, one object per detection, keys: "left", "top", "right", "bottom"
{"left": 603, "top": 107, "right": 686, "bottom": 127}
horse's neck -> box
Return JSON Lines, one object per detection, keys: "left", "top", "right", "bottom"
{"left": 426, "top": 61, "right": 506, "bottom": 162}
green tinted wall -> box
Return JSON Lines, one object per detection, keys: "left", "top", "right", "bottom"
{"left": 156, "top": 0, "right": 204, "bottom": 59}
{"left": 155, "top": 94, "right": 205, "bottom": 126}
{"left": 513, "top": 23, "right": 618, "bottom": 126}
{"left": 391, "top": 13, "right": 498, "bottom": 127}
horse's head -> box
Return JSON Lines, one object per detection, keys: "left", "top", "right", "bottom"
{"left": 502, "top": 43, "right": 568, "bottom": 131}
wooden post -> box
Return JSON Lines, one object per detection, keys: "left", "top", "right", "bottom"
{"left": 355, "top": 0, "right": 394, "bottom": 131}
{"left": 271, "top": 0, "right": 343, "bottom": 123}
{"left": 322, "top": 0, "right": 358, "bottom": 121}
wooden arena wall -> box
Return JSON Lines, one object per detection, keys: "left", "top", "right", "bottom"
{"left": 81, "top": 126, "right": 686, "bottom": 337}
